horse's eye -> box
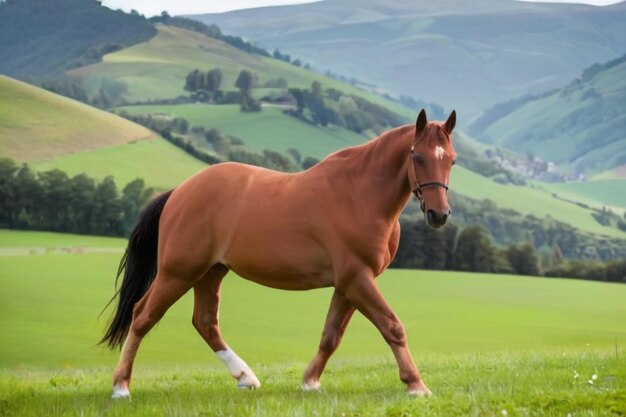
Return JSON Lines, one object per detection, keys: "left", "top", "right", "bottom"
{"left": 413, "top": 154, "right": 424, "bottom": 164}
{"left": 451, "top": 160, "right": 456, "bottom": 166}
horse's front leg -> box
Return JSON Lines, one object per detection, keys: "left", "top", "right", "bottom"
{"left": 339, "top": 270, "right": 432, "bottom": 396}
{"left": 302, "top": 289, "right": 355, "bottom": 390}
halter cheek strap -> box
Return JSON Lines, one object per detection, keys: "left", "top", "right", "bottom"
{"left": 408, "top": 146, "right": 450, "bottom": 199}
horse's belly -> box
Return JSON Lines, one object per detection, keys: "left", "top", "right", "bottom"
{"left": 221, "top": 238, "right": 334, "bottom": 290}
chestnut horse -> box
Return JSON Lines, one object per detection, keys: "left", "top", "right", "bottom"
{"left": 102, "top": 109, "right": 457, "bottom": 399}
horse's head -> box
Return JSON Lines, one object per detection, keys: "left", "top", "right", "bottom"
{"left": 408, "top": 109, "right": 457, "bottom": 228}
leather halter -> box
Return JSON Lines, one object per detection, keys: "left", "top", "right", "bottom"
{"left": 409, "top": 145, "right": 449, "bottom": 200}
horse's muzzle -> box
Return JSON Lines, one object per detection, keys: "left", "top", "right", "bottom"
{"left": 426, "top": 209, "right": 450, "bottom": 228}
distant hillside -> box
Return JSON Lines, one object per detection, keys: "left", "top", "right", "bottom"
{"left": 0, "top": 75, "right": 155, "bottom": 161}
{"left": 0, "top": 75, "right": 205, "bottom": 189}
{"left": 190, "top": 0, "right": 626, "bottom": 122}
{"left": 470, "top": 55, "right": 626, "bottom": 175}
{"left": 0, "top": 0, "right": 155, "bottom": 80}
{"left": 68, "top": 24, "right": 412, "bottom": 118}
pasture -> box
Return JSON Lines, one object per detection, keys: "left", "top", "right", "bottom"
{"left": 34, "top": 137, "right": 206, "bottom": 190}
{"left": 0, "top": 75, "right": 154, "bottom": 162}
{"left": 117, "top": 104, "right": 366, "bottom": 160}
{"left": 0, "top": 230, "right": 625, "bottom": 416}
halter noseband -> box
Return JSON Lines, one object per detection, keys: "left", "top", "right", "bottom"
{"left": 409, "top": 145, "right": 449, "bottom": 200}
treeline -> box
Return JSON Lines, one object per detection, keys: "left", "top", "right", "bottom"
{"left": 392, "top": 217, "right": 626, "bottom": 283}
{"left": 150, "top": 14, "right": 271, "bottom": 57}
{"left": 287, "top": 81, "right": 404, "bottom": 134}
{"left": 0, "top": 158, "right": 152, "bottom": 237}
{"left": 447, "top": 193, "right": 626, "bottom": 262}
{"left": 184, "top": 68, "right": 261, "bottom": 112}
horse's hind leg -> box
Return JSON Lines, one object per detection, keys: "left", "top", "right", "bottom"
{"left": 112, "top": 273, "right": 194, "bottom": 398}
{"left": 302, "top": 290, "right": 355, "bottom": 390}
{"left": 192, "top": 264, "right": 261, "bottom": 389}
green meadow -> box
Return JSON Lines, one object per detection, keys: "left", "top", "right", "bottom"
{"left": 117, "top": 103, "right": 366, "bottom": 160}
{"left": 34, "top": 137, "right": 207, "bottom": 190}
{"left": 0, "top": 76, "right": 154, "bottom": 163}
{"left": 0, "top": 230, "right": 625, "bottom": 416}
{"left": 547, "top": 180, "right": 626, "bottom": 212}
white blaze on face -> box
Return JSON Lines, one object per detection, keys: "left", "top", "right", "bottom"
{"left": 434, "top": 146, "right": 445, "bottom": 159}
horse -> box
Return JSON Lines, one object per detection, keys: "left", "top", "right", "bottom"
{"left": 101, "top": 109, "right": 457, "bottom": 399}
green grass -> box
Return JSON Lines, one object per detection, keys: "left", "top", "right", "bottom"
{"left": 547, "top": 180, "right": 626, "bottom": 211}
{"left": 1, "top": 353, "right": 624, "bottom": 417}
{"left": 0, "top": 75, "right": 154, "bottom": 162}
{"left": 34, "top": 137, "right": 207, "bottom": 190}
{"left": 0, "top": 229, "right": 125, "bottom": 249}
{"left": 117, "top": 104, "right": 366, "bottom": 160}
{"left": 450, "top": 166, "right": 626, "bottom": 238}
{"left": 0, "top": 231, "right": 625, "bottom": 416}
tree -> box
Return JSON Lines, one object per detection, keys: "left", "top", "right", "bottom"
{"left": 311, "top": 81, "right": 323, "bottom": 98}
{"left": 235, "top": 70, "right": 254, "bottom": 91}
{"left": 0, "top": 158, "right": 18, "bottom": 227}
{"left": 302, "top": 157, "right": 320, "bottom": 170}
{"left": 235, "top": 70, "right": 260, "bottom": 112}
{"left": 206, "top": 68, "right": 222, "bottom": 94}
{"left": 67, "top": 174, "right": 96, "bottom": 233}
{"left": 505, "top": 242, "right": 540, "bottom": 276}
{"left": 38, "top": 169, "right": 71, "bottom": 230}
{"left": 121, "top": 179, "right": 152, "bottom": 235}
{"left": 93, "top": 176, "right": 122, "bottom": 236}
{"left": 15, "top": 164, "right": 42, "bottom": 228}
{"left": 454, "top": 225, "right": 494, "bottom": 272}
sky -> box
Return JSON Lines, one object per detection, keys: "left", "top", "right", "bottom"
{"left": 101, "top": 0, "right": 622, "bottom": 16}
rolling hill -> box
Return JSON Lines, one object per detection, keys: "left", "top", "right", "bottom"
{"left": 0, "top": 75, "right": 206, "bottom": 189}
{"left": 0, "top": 0, "right": 155, "bottom": 79}
{"left": 469, "top": 55, "right": 626, "bottom": 176}
{"left": 190, "top": 0, "right": 626, "bottom": 122}
{"left": 68, "top": 24, "right": 412, "bottom": 118}
{"left": 0, "top": 75, "right": 155, "bottom": 161}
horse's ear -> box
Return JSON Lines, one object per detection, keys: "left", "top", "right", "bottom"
{"left": 444, "top": 110, "right": 456, "bottom": 135}
{"left": 415, "top": 109, "right": 427, "bottom": 135}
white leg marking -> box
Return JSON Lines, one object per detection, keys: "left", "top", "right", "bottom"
{"left": 408, "top": 385, "right": 433, "bottom": 397}
{"left": 301, "top": 380, "right": 321, "bottom": 391}
{"left": 111, "top": 383, "right": 131, "bottom": 399}
{"left": 216, "top": 349, "right": 261, "bottom": 389}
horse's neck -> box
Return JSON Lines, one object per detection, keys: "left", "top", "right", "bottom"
{"left": 320, "top": 126, "right": 414, "bottom": 221}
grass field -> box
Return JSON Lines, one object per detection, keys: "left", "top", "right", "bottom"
{"left": 117, "top": 103, "right": 366, "bottom": 160}
{"left": 0, "top": 75, "right": 154, "bottom": 162}
{"left": 546, "top": 180, "right": 626, "bottom": 211}
{"left": 0, "top": 230, "right": 625, "bottom": 416}
{"left": 34, "top": 137, "right": 207, "bottom": 190}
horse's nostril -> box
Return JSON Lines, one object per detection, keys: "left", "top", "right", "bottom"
{"left": 427, "top": 209, "right": 449, "bottom": 227}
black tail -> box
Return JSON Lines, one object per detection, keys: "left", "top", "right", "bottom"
{"left": 100, "top": 189, "right": 174, "bottom": 350}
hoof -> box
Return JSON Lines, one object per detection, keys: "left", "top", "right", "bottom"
{"left": 111, "top": 384, "right": 131, "bottom": 400}
{"left": 237, "top": 370, "right": 261, "bottom": 389}
{"left": 301, "top": 380, "right": 321, "bottom": 391}
{"left": 408, "top": 385, "right": 433, "bottom": 398}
